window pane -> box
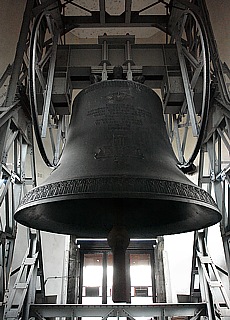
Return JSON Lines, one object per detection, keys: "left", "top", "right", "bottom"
{"left": 130, "top": 254, "right": 152, "bottom": 303}
{"left": 82, "top": 253, "right": 103, "bottom": 304}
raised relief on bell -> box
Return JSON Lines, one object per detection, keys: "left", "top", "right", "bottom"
{"left": 105, "top": 91, "right": 133, "bottom": 103}
{"left": 94, "top": 135, "right": 144, "bottom": 161}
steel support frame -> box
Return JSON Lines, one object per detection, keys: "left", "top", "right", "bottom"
{"left": 0, "top": 116, "right": 40, "bottom": 316}
{"left": 189, "top": 101, "right": 230, "bottom": 318}
{"left": 0, "top": 0, "right": 49, "bottom": 315}
{"left": 0, "top": 0, "right": 230, "bottom": 319}
{"left": 169, "top": 3, "right": 230, "bottom": 315}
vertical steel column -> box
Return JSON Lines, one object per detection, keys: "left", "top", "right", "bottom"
{"left": 150, "top": 248, "right": 157, "bottom": 303}
{"left": 196, "top": 231, "right": 217, "bottom": 320}
{"left": 102, "top": 252, "right": 107, "bottom": 304}
{"left": 78, "top": 251, "right": 84, "bottom": 304}
{"left": 67, "top": 235, "right": 78, "bottom": 304}
{"left": 101, "top": 39, "right": 109, "bottom": 81}
{"left": 154, "top": 237, "right": 166, "bottom": 302}
{"left": 0, "top": 121, "right": 10, "bottom": 175}
{"left": 4, "top": 0, "right": 35, "bottom": 108}
{"left": 125, "top": 252, "right": 131, "bottom": 303}
{"left": 207, "top": 140, "right": 227, "bottom": 218}
{"left": 125, "top": 38, "right": 133, "bottom": 81}
{"left": 22, "top": 230, "right": 39, "bottom": 320}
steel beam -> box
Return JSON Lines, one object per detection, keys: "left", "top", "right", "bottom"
{"left": 63, "top": 14, "right": 168, "bottom": 32}
{"left": 30, "top": 303, "right": 207, "bottom": 318}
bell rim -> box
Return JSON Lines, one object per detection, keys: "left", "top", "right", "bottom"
{"left": 16, "top": 175, "right": 219, "bottom": 212}
{"left": 14, "top": 196, "right": 221, "bottom": 237}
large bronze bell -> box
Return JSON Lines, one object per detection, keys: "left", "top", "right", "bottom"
{"left": 15, "top": 80, "right": 221, "bottom": 235}
{"left": 15, "top": 80, "right": 221, "bottom": 302}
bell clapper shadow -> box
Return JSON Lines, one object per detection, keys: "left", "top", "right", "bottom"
{"left": 107, "top": 224, "right": 130, "bottom": 303}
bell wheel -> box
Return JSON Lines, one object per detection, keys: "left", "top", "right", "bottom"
{"left": 165, "top": 9, "right": 210, "bottom": 174}
{"left": 29, "top": 11, "right": 69, "bottom": 167}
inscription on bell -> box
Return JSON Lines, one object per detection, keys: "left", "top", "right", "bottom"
{"left": 87, "top": 103, "right": 152, "bottom": 129}
{"left": 94, "top": 134, "right": 144, "bottom": 161}
{"left": 87, "top": 104, "right": 152, "bottom": 118}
